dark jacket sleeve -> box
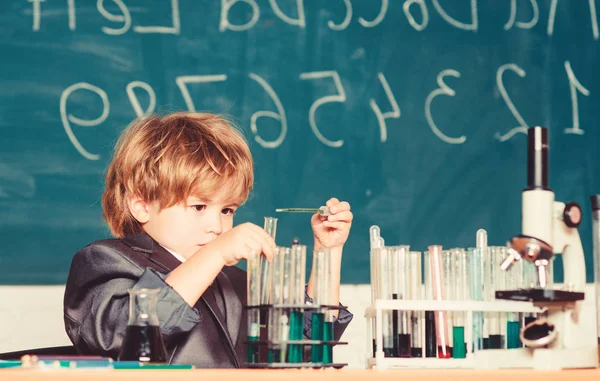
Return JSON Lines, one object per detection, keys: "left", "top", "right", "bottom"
{"left": 302, "top": 291, "right": 353, "bottom": 341}
{"left": 63, "top": 242, "right": 201, "bottom": 359}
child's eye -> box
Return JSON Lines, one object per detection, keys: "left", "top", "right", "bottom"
{"left": 191, "top": 205, "right": 206, "bottom": 212}
{"left": 222, "top": 208, "right": 236, "bottom": 215}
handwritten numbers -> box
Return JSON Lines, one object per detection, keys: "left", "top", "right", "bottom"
{"left": 369, "top": 73, "right": 400, "bottom": 143}
{"left": 425, "top": 69, "right": 466, "bottom": 144}
{"left": 97, "top": 0, "right": 131, "bottom": 35}
{"left": 299, "top": 71, "right": 347, "bottom": 147}
{"left": 590, "top": 0, "right": 599, "bottom": 40}
{"left": 248, "top": 73, "right": 288, "bottom": 148}
{"left": 68, "top": 0, "right": 76, "bottom": 30}
{"left": 175, "top": 75, "right": 227, "bottom": 112}
{"left": 59, "top": 83, "right": 109, "bottom": 160}
{"left": 126, "top": 81, "right": 156, "bottom": 118}
{"left": 564, "top": 61, "right": 590, "bottom": 135}
{"left": 494, "top": 64, "right": 528, "bottom": 142}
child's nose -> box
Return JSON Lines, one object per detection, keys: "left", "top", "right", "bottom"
{"left": 204, "top": 213, "right": 223, "bottom": 235}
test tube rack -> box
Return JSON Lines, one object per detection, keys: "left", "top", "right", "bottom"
{"left": 244, "top": 303, "right": 348, "bottom": 369}
{"left": 365, "top": 287, "right": 598, "bottom": 370}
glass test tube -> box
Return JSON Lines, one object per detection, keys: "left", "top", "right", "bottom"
{"left": 369, "top": 226, "right": 381, "bottom": 357}
{"left": 486, "top": 246, "right": 506, "bottom": 349}
{"left": 397, "top": 246, "right": 412, "bottom": 358}
{"left": 505, "top": 256, "right": 522, "bottom": 349}
{"left": 321, "top": 247, "right": 334, "bottom": 364}
{"left": 378, "top": 243, "right": 394, "bottom": 357}
{"left": 268, "top": 247, "right": 285, "bottom": 363}
{"left": 311, "top": 247, "right": 330, "bottom": 363}
{"left": 442, "top": 250, "right": 454, "bottom": 357}
{"left": 468, "top": 246, "right": 485, "bottom": 353}
{"left": 429, "top": 245, "right": 451, "bottom": 358}
{"left": 408, "top": 251, "right": 423, "bottom": 358}
{"left": 452, "top": 248, "right": 468, "bottom": 358}
{"left": 279, "top": 247, "right": 292, "bottom": 362}
{"left": 246, "top": 249, "right": 261, "bottom": 363}
{"left": 389, "top": 246, "right": 400, "bottom": 357}
{"left": 288, "top": 243, "right": 306, "bottom": 363}
{"left": 423, "top": 250, "right": 437, "bottom": 358}
{"left": 592, "top": 195, "right": 600, "bottom": 358}
{"left": 260, "top": 218, "right": 278, "bottom": 324}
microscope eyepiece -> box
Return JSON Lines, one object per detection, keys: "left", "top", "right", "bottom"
{"left": 527, "top": 126, "right": 549, "bottom": 191}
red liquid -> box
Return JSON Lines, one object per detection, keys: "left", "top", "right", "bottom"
{"left": 437, "top": 345, "right": 452, "bottom": 359}
{"left": 118, "top": 325, "right": 167, "bottom": 363}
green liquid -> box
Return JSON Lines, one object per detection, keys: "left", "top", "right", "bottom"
{"left": 247, "top": 335, "right": 259, "bottom": 364}
{"left": 268, "top": 348, "right": 281, "bottom": 363}
{"left": 311, "top": 312, "right": 324, "bottom": 362}
{"left": 322, "top": 321, "right": 334, "bottom": 364}
{"left": 507, "top": 320, "right": 521, "bottom": 349}
{"left": 288, "top": 310, "right": 304, "bottom": 363}
{"left": 452, "top": 326, "right": 466, "bottom": 358}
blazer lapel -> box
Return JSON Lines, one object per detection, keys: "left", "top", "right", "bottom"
{"left": 216, "top": 271, "right": 242, "bottom": 346}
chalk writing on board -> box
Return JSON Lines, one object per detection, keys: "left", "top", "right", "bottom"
{"left": 28, "top": 0, "right": 599, "bottom": 40}
{"left": 369, "top": 73, "right": 400, "bottom": 143}
{"left": 564, "top": 61, "right": 590, "bottom": 136}
{"left": 494, "top": 63, "right": 528, "bottom": 143}
{"left": 425, "top": 69, "right": 466, "bottom": 145}
{"left": 126, "top": 81, "right": 156, "bottom": 118}
{"left": 248, "top": 73, "right": 287, "bottom": 149}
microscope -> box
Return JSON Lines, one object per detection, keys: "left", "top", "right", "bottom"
{"left": 496, "top": 126, "right": 598, "bottom": 369}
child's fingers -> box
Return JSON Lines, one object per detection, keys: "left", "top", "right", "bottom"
{"left": 325, "top": 198, "right": 340, "bottom": 208}
{"left": 322, "top": 221, "right": 349, "bottom": 230}
{"left": 329, "top": 201, "right": 350, "bottom": 214}
{"left": 327, "top": 210, "right": 353, "bottom": 222}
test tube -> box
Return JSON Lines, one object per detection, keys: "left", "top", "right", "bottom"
{"left": 260, "top": 218, "right": 278, "bottom": 324}
{"left": 505, "top": 255, "right": 522, "bottom": 349}
{"left": 429, "top": 245, "right": 451, "bottom": 358}
{"left": 452, "top": 248, "right": 468, "bottom": 358}
{"left": 442, "top": 250, "right": 454, "bottom": 356}
{"left": 389, "top": 246, "right": 400, "bottom": 357}
{"left": 310, "top": 247, "right": 330, "bottom": 363}
{"left": 369, "top": 226, "right": 381, "bottom": 357}
{"left": 288, "top": 241, "right": 306, "bottom": 363}
{"left": 268, "top": 246, "right": 285, "bottom": 363}
{"left": 486, "top": 246, "right": 506, "bottom": 349}
{"left": 321, "top": 247, "right": 334, "bottom": 364}
{"left": 397, "top": 245, "right": 412, "bottom": 357}
{"left": 280, "top": 246, "right": 292, "bottom": 362}
{"left": 469, "top": 229, "right": 487, "bottom": 353}
{"left": 246, "top": 249, "right": 261, "bottom": 363}
{"left": 379, "top": 242, "right": 394, "bottom": 357}
{"left": 423, "top": 249, "right": 437, "bottom": 358}
{"left": 408, "top": 251, "right": 423, "bottom": 358}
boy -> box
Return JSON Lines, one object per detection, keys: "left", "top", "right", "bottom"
{"left": 63, "top": 112, "right": 353, "bottom": 368}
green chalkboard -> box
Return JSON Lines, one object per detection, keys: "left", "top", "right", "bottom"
{"left": 0, "top": 0, "right": 598, "bottom": 284}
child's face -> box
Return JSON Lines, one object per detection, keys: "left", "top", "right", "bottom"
{"left": 142, "top": 187, "right": 239, "bottom": 259}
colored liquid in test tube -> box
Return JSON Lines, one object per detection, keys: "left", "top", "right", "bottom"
{"left": 321, "top": 248, "right": 334, "bottom": 364}
{"left": 310, "top": 248, "right": 329, "bottom": 363}
{"left": 396, "top": 246, "right": 412, "bottom": 358}
{"left": 389, "top": 246, "right": 400, "bottom": 357}
{"left": 369, "top": 226, "right": 381, "bottom": 357}
{"left": 487, "top": 247, "right": 507, "bottom": 349}
{"left": 378, "top": 242, "right": 394, "bottom": 357}
{"left": 246, "top": 249, "right": 261, "bottom": 363}
{"left": 423, "top": 250, "right": 437, "bottom": 358}
{"left": 452, "top": 248, "right": 468, "bottom": 359}
{"left": 279, "top": 247, "right": 292, "bottom": 363}
{"left": 268, "top": 246, "right": 285, "bottom": 363}
{"left": 505, "top": 254, "right": 523, "bottom": 349}
{"left": 260, "top": 218, "right": 278, "bottom": 327}
{"left": 429, "top": 245, "right": 451, "bottom": 359}
{"left": 288, "top": 241, "right": 306, "bottom": 363}
{"left": 408, "top": 251, "right": 423, "bottom": 358}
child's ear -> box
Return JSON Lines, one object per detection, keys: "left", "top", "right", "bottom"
{"left": 127, "top": 195, "right": 151, "bottom": 224}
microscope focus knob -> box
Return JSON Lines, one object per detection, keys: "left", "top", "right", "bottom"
{"left": 563, "top": 202, "right": 582, "bottom": 228}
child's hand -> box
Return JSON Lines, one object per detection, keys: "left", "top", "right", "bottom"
{"left": 208, "top": 223, "right": 277, "bottom": 266}
{"left": 311, "top": 198, "right": 353, "bottom": 249}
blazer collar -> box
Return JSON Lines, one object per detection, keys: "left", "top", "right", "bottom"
{"left": 122, "top": 232, "right": 182, "bottom": 272}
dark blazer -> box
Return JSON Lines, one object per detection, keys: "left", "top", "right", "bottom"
{"left": 63, "top": 232, "right": 352, "bottom": 368}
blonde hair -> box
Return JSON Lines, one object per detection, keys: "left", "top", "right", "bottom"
{"left": 102, "top": 112, "right": 254, "bottom": 238}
